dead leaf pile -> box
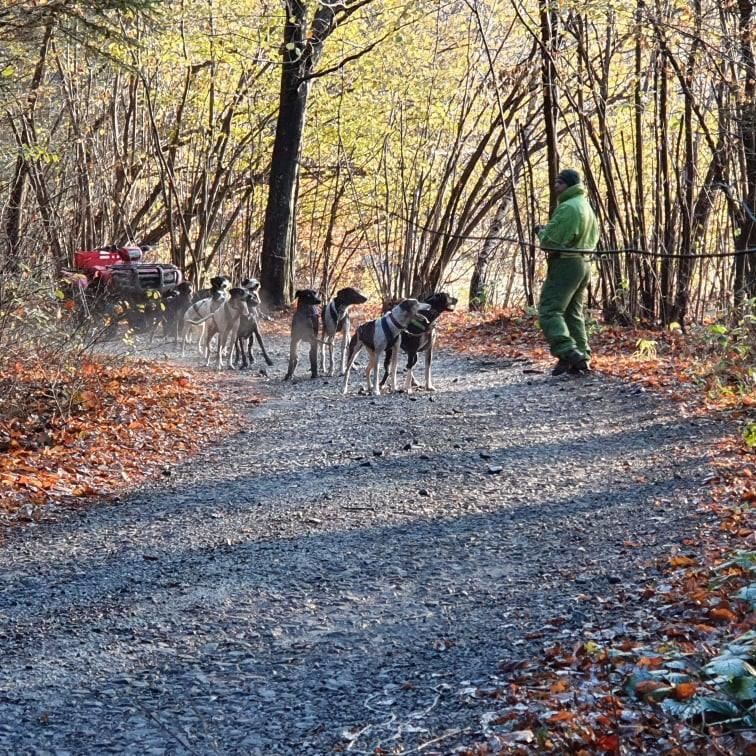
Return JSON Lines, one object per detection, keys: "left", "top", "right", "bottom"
{"left": 0, "top": 356, "right": 247, "bottom": 517}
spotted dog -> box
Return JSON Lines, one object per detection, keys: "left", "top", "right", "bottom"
{"left": 284, "top": 289, "right": 322, "bottom": 380}
{"left": 342, "top": 298, "right": 431, "bottom": 396}
{"left": 381, "top": 292, "right": 458, "bottom": 393}
{"left": 320, "top": 287, "right": 368, "bottom": 376}
{"left": 192, "top": 275, "right": 230, "bottom": 304}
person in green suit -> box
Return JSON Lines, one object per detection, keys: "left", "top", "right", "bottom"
{"left": 536, "top": 169, "right": 599, "bottom": 375}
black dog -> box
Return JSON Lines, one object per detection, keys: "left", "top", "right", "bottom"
{"left": 284, "top": 289, "right": 322, "bottom": 380}
{"left": 161, "top": 281, "right": 193, "bottom": 342}
{"left": 381, "top": 292, "right": 458, "bottom": 393}
{"left": 320, "top": 286, "right": 368, "bottom": 376}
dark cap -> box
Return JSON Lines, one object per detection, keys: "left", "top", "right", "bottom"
{"left": 557, "top": 169, "right": 581, "bottom": 187}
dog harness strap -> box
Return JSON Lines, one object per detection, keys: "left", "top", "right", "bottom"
{"left": 380, "top": 314, "right": 396, "bottom": 342}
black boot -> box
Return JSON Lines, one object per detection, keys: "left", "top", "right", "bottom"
{"left": 566, "top": 350, "right": 590, "bottom": 374}
{"left": 551, "top": 357, "right": 571, "bottom": 376}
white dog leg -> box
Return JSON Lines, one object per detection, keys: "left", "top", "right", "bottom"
{"left": 368, "top": 352, "right": 380, "bottom": 395}
{"left": 340, "top": 329, "right": 349, "bottom": 375}
{"left": 327, "top": 339, "right": 335, "bottom": 377}
{"left": 425, "top": 349, "right": 435, "bottom": 391}
{"left": 404, "top": 366, "right": 414, "bottom": 394}
{"left": 389, "top": 346, "right": 401, "bottom": 393}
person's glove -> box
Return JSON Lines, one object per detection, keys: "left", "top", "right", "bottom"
{"left": 533, "top": 224, "right": 545, "bottom": 236}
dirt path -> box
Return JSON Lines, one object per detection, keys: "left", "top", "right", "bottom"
{"left": 0, "top": 334, "right": 727, "bottom": 754}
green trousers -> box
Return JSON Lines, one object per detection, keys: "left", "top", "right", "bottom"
{"left": 538, "top": 255, "right": 591, "bottom": 359}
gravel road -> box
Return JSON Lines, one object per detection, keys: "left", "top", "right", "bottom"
{"left": 0, "top": 333, "right": 726, "bottom": 754}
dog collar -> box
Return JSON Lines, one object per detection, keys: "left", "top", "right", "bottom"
{"left": 387, "top": 312, "right": 402, "bottom": 330}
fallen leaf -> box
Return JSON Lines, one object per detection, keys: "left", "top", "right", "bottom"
{"left": 673, "top": 682, "right": 697, "bottom": 700}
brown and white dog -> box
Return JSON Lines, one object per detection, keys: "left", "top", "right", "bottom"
{"left": 342, "top": 298, "right": 431, "bottom": 396}
{"left": 320, "top": 287, "right": 368, "bottom": 376}
{"left": 186, "top": 287, "right": 250, "bottom": 370}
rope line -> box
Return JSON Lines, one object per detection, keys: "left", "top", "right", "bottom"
{"left": 380, "top": 211, "right": 756, "bottom": 259}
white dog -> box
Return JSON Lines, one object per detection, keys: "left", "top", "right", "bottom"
{"left": 180, "top": 278, "right": 230, "bottom": 357}
{"left": 342, "top": 298, "right": 430, "bottom": 396}
{"left": 185, "top": 288, "right": 250, "bottom": 370}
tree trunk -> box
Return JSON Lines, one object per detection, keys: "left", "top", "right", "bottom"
{"left": 261, "top": 1, "right": 325, "bottom": 308}
{"left": 671, "top": 0, "right": 702, "bottom": 327}
{"left": 539, "top": 0, "right": 560, "bottom": 210}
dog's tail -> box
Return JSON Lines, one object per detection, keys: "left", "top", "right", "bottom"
{"left": 185, "top": 312, "right": 214, "bottom": 325}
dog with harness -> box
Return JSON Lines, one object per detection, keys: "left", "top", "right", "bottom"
{"left": 320, "top": 287, "right": 368, "bottom": 376}
{"left": 342, "top": 298, "right": 431, "bottom": 396}
{"left": 381, "top": 292, "right": 458, "bottom": 393}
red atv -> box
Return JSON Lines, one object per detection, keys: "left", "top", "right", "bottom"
{"left": 64, "top": 244, "right": 183, "bottom": 336}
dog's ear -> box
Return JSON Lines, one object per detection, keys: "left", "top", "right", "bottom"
{"left": 294, "top": 289, "right": 305, "bottom": 299}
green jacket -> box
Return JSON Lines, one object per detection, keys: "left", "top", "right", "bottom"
{"left": 538, "top": 184, "right": 599, "bottom": 256}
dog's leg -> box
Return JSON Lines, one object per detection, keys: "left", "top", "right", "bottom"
{"left": 403, "top": 352, "right": 419, "bottom": 393}
{"left": 284, "top": 338, "right": 299, "bottom": 380}
{"left": 215, "top": 327, "right": 225, "bottom": 370}
{"left": 226, "top": 324, "right": 242, "bottom": 370}
{"left": 199, "top": 324, "right": 209, "bottom": 359}
{"left": 205, "top": 324, "right": 219, "bottom": 367}
{"left": 340, "top": 316, "right": 350, "bottom": 376}
{"left": 368, "top": 350, "right": 384, "bottom": 396}
{"left": 180, "top": 322, "right": 187, "bottom": 357}
{"left": 365, "top": 352, "right": 374, "bottom": 394}
{"left": 380, "top": 346, "right": 392, "bottom": 389}
{"left": 389, "top": 345, "right": 401, "bottom": 393}
{"left": 342, "top": 334, "right": 363, "bottom": 395}
{"left": 326, "top": 336, "right": 336, "bottom": 376}
{"left": 254, "top": 326, "right": 274, "bottom": 366}
{"left": 236, "top": 335, "right": 248, "bottom": 369}
{"left": 217, "top": 330, "right": 226, "bottom": 371}
{"left": 425, "top": 336, "right": 436, "bottom": 391}
{"left": 308, "top": 338, "right": 318, "bottom": 378}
